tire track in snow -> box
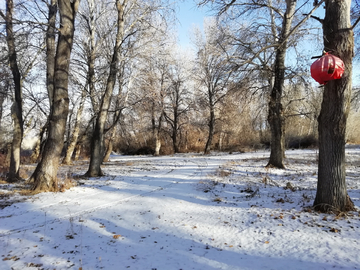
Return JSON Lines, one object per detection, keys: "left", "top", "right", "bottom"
{"left": 0, "top": 157, "right": 208, "bottom": 237}
{"left": 0, "top": 161, "right": 176, "bottom": 219}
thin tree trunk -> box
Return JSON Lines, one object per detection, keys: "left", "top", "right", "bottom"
{"left": 218, "top": 129, "right": 223, "bottom": 151}
{"left": 5, "top": 0, "right": 23, "bottom": 182}
{"left": 103, "top": 129, "right": 116, "bottom": 162}
{"left": 266, "top": 0, "right": 297, "bottom": 169}
{"left": 31, "top": 0, "right": 80, "bottom": 192}
{"left": 153, "top": 109, "right": 163, "bottom": 156}
{"left": 62, "top": 85, "right": 86, "bottom": 165}
{"left": 85, "top": 0, "right": 124, "bottom": 177}
{"left": 172, "top": 121, "right": 179, "bottom": 153}
{"left": 204, "top": 105, "right": 215, "bottom": 154}
{"left": 313, "top": 0, "right": 355, "bottom": 212}
{"left": 0, "top": 81, "right": 8, "bottom": 128}
{"left": 87, "top": 0, "right": 98, "bottom": 113}
{"left": 30, "top": 123, "right": 47, "bottom": 163}
{"left": 74, "top": 144, "right": 82, "bottom": 161}
{"left": 46, "top": 0, "right": 57, "bottom": 108}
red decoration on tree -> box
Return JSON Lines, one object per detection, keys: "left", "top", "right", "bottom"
{"left": 310, "top": 52, "right": 345, "bottom": 85}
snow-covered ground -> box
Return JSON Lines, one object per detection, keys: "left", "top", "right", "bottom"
{"left": 0, "top": 148, "right": 359, "bottom": 270}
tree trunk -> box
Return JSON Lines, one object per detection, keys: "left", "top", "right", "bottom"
{"left": 5, "top": 0, "right": 24, "bottom": 182}
{"left": 31, "top": 0, "right": 80, "bottom": 192}
{"left": 103, "top": 130, "right": 116, "bottom": 162}
{"left": 87, "top": 0, "right": 98, "bottom": 113}
{"left": 46, "top": 0, "right": 57, "bottom": 108}
{"left": 85, "top": 0, "right": 124, "bottom": 177}
{"left": 62, "top": 85, "right": 86, "bottom": 165}
{"left": 153, "top": 110, "right": 163, "bottom": 156}
{"left": 30, "top": 123, "right": 47, "bottom": 163}
{"left": 74, "top": 144, "right": 82, "bottom": 161}
{"left": 313, "top": 0, "right": 355, "bottom": 212}
{"left": 170, "top": 106, "right": 179, "bottom": 153}
{"left": 204, "top": 105, "right": 215, "bottom": 154}
{"left": 266, "top": 0, "right": 297, "bottom": 169}
{"left": 218, "top": 129, "right": 223, "bottom": 151}
{"left": 0, "top": 90, "right": 6, "bottom": 127}
{"left": 172, "top": 123, "right": 179, "bottom": 153}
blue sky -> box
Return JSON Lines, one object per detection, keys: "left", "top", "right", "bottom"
{"left": 175, "top": 1, "right": 211, "bottom": 48}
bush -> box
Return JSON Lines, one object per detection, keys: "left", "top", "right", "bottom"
{"left": 286, "top": 135, "right": 318, "bottom": 149}
{"left": 122, "top": 146, "right": 155, "bottom": 155}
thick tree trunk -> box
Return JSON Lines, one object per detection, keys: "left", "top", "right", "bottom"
{"left": 313, "top": 0, "right": 355, "bottom": 212}
{"left": 31, "top": 0, "right": 79, "bottom": 192}
{"left": 5, "top": 0, "right": 23, "bottom": 182}
{"left": 85, "top": 0, "right": 124, "bottom": 177}
{"left": 266, "top": 0, "right": 297, "bottom": 169}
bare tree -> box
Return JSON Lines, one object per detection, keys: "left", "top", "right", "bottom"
{"left": 1, "top": 0, "right": 24, "bottom": 182}
{"left": 193, "top": 20, "right": 236, "bottom": 154}
{"left": 163, "top": 49, "right": 193, "bottom": 153}
{"left": 85, "top": 0, "right": 125, "bottom": 176}
{"left": 198, "top": 0, "right": 324, "bottom": 165}
{"left": 313, "top": 0, "right": 356, "bottom": 212}
{"left": 135, "top": 49, "right": 170, "bottom": 156}
{"left": 30, "top": 0, "right": 80, "bottom": 192}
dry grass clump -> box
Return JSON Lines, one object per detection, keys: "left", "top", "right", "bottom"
{"left": 59, "top": 176, "right": 77, "bottom": 192}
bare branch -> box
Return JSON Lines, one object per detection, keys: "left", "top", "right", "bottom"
{"left": 351, "top": 16, "right": 360, "bottom": 29}
{"left": 309, "top": 15, "right": 324, "bottom": 24}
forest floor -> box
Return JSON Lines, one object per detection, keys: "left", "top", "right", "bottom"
{"left": 0, "top": 147, "right": 360, "bottom": 270}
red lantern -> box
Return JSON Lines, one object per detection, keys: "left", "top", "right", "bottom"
{"left": 310, "top": 53, "right": 345, "bottom": 85}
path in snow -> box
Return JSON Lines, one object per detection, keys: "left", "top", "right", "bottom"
{"left": 1, "top": 150, "right": 360, "bottom": 270}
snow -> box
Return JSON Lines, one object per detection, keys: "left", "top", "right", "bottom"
{"left": 1, "top": 148, "right": 360, "bottom": 270}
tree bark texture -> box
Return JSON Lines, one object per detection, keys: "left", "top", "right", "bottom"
{"left": 31, "top": 0, "right": 80, "bottom": 192}
{"left": 46, "top": 0, "right": 57, "bottom": 108}
{"left": 267, "top": 0, "right": 297, "bottom": 169}
{"left": 5, "top": 0, "right": 24, "bottom": 182}
{"left": 314, "top": 0, "right": 355, "bottom": 212}
{"left": 85, "top": 0, "right": 124, "bottom": 177}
